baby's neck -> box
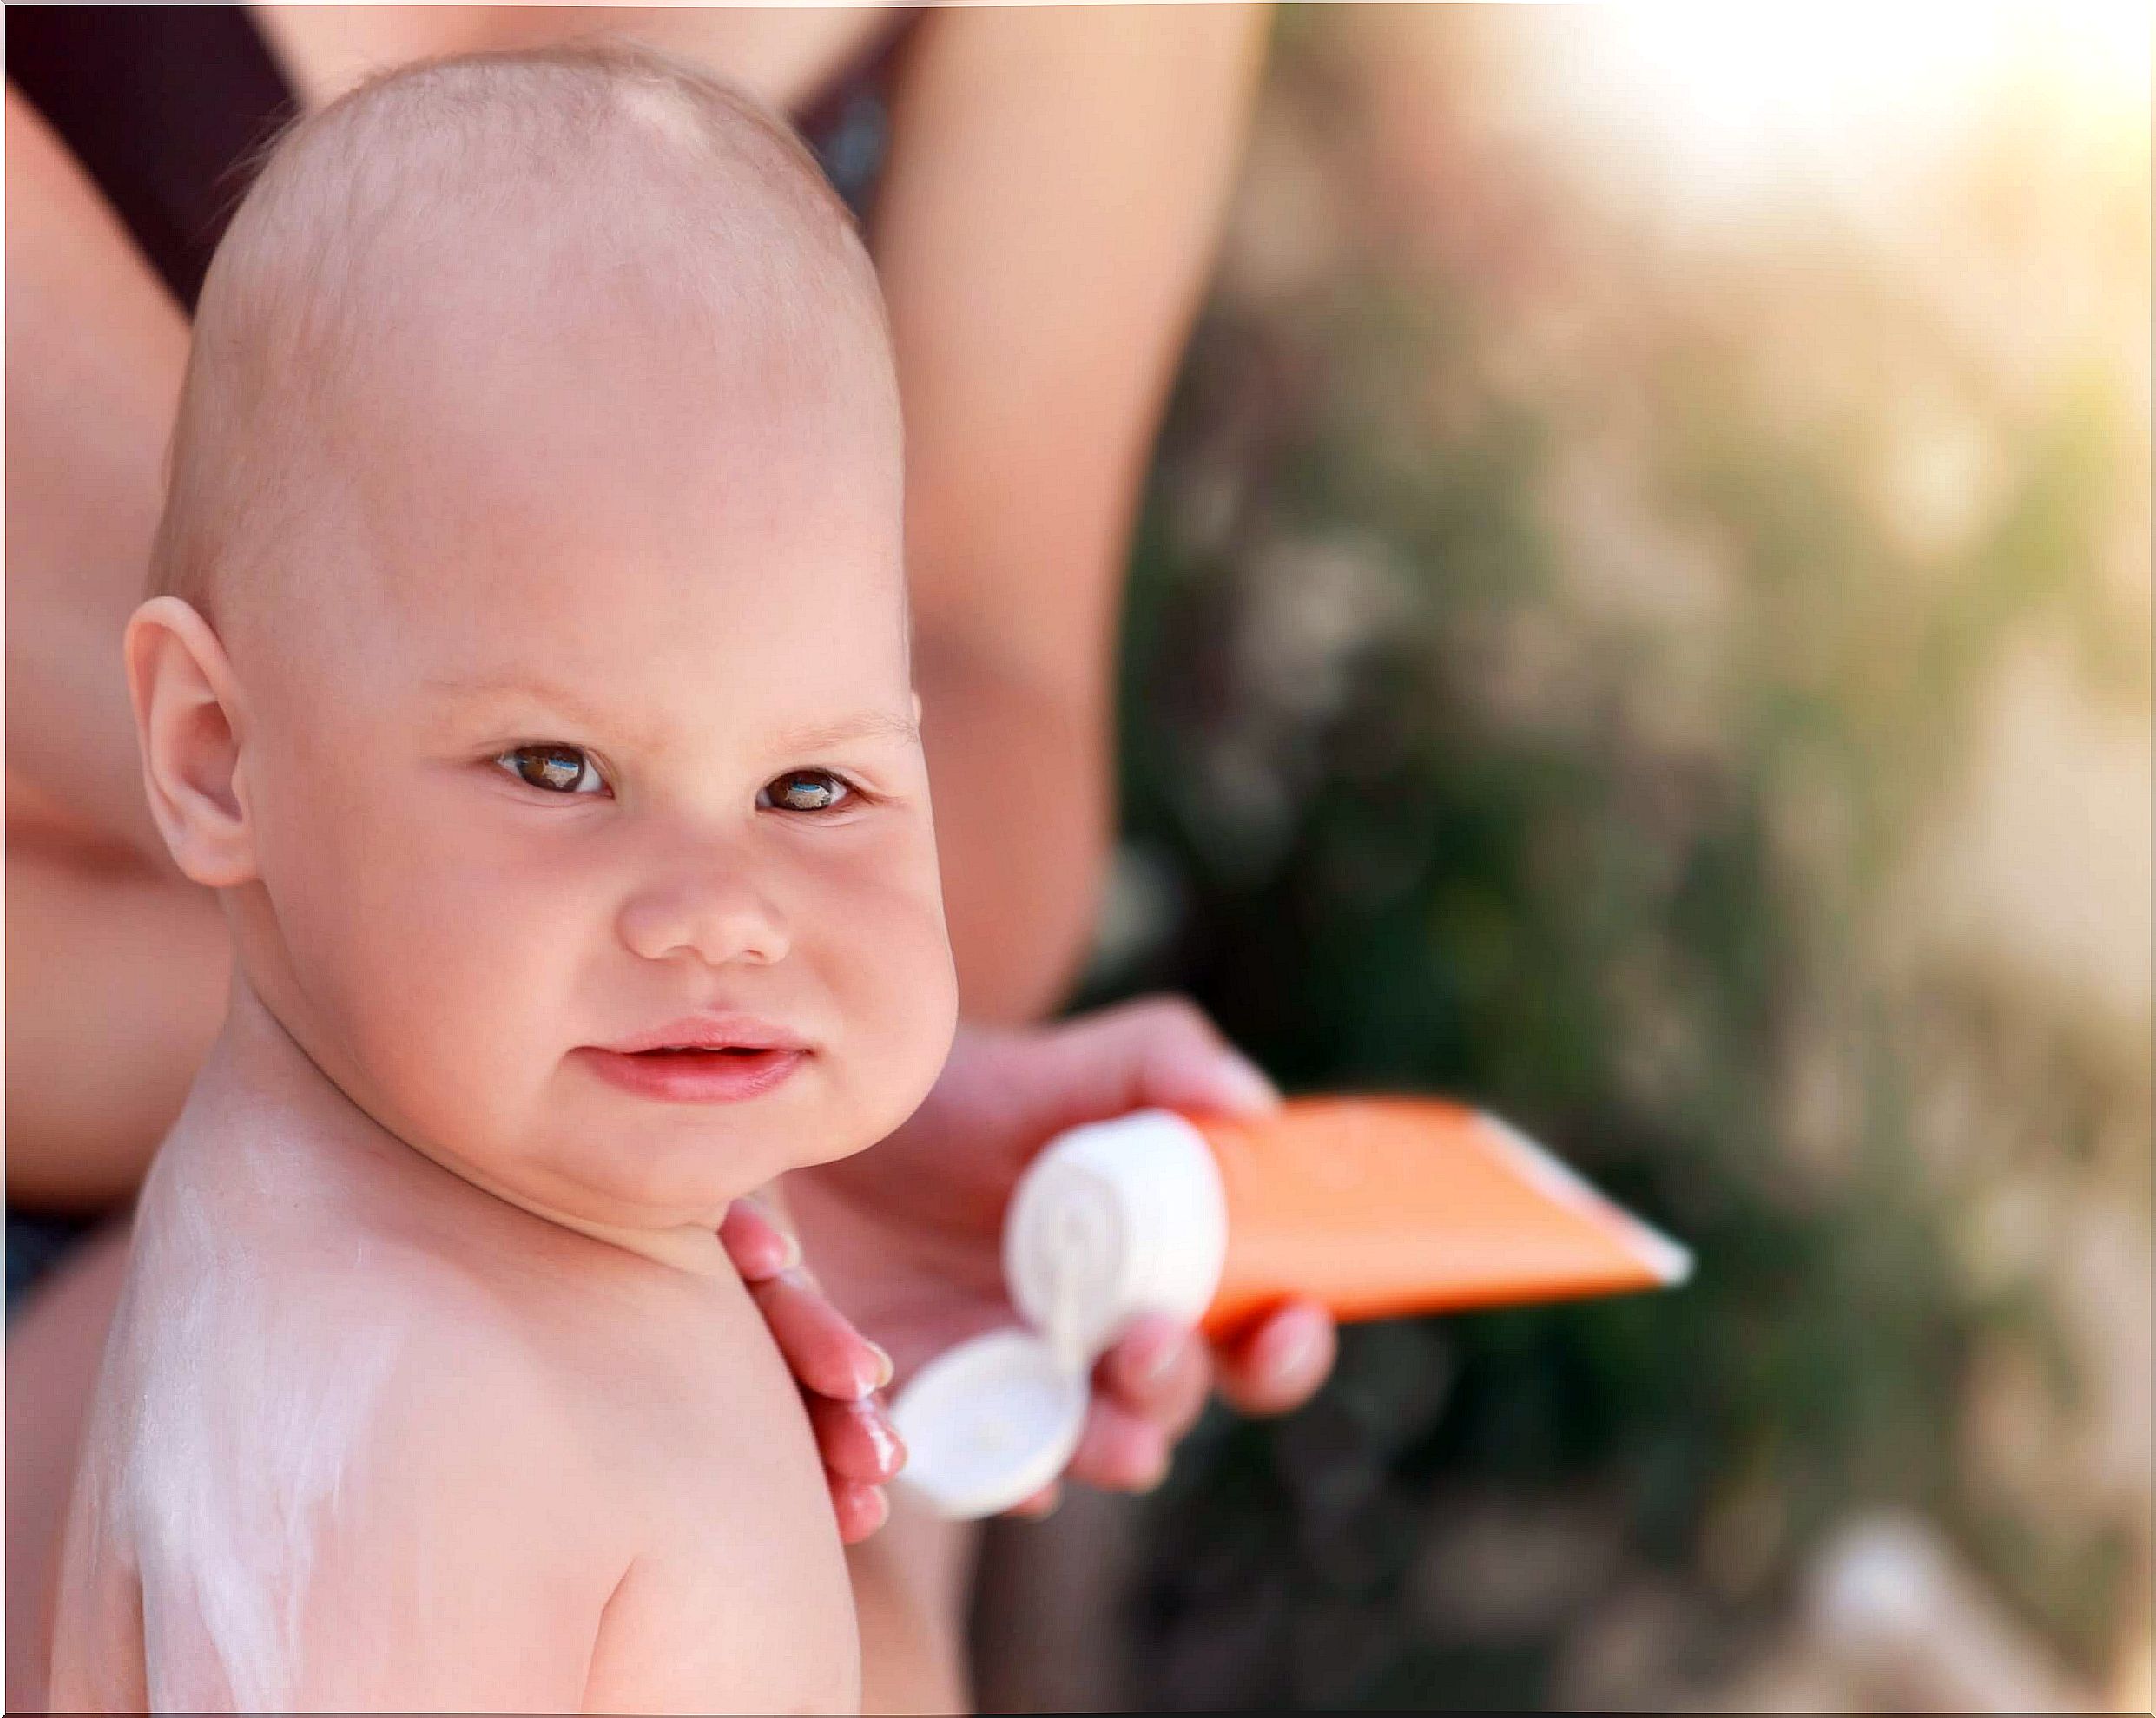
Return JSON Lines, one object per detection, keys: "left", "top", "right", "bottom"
{"left": 191, "top": 976, "right": 737, "bottom": 1282}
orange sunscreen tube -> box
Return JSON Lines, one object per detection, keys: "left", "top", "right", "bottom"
{"left": 892, "top": 1098, "right": 1691, "bottom": 1519}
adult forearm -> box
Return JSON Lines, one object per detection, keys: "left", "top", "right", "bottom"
{"left": 848, "top": 1494, "right": 979, "bottom": 1715}
{"left": 4, "top": 86, "right": 191, "bottom": 863}
{"left": 4, "top": 837, "right": 228, "bottom": 1206}
{"left": 915, "top": 633, "right": 1115, "bottom": 1026}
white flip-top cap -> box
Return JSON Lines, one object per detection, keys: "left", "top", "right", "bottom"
{"left": 891, "top": 1109, "right": 1230, "bottom": 1520}
{"left": 888, "top": 1329, "right": 1090, "bottom": 1520}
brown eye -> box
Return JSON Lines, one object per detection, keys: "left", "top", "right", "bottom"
{"left": 496, "top": 745, "right": 605, "bottom": 795}
{"left": 760, "top": 770, "right": 853, "bottom": 813}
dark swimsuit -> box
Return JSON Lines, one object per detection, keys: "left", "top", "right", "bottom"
{"left": 7, "top": 5, "right": 910, "bottom": 308}
{"left": 4, "top": 4, "right": 915, "bottom": 1311}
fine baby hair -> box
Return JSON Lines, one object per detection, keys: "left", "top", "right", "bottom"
{"left": 151, "top": 39, "right": 889, "bottom": 619}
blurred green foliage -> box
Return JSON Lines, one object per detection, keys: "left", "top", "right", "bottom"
{"left": 1068, "top": 14, "right": 2148, "bottom": 1708}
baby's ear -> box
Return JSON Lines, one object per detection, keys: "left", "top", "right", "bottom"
{"left": 124, "top": 596, "right": 258, "bottom": 888}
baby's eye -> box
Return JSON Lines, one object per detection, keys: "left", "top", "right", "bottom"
{"left": 759, "top": 769, "right": 854, "bottom": 814}
{"left": 495, "top": 745, "right": 607, "bottom": 796}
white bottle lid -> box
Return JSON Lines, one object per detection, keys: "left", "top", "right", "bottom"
{"left": 887, "top": 1329, "right": 1091, "bottom": 1520}
{"left": 889, "top": 1109, "right": 1230, "bottom": 1520}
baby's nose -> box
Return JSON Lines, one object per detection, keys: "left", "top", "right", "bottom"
{"left": 616, "top": 868, "right": 791, "bottom": 967}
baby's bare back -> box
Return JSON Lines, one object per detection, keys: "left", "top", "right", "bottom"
{"left": 49, "top": 1114, "right": 859, "bottom": 1714}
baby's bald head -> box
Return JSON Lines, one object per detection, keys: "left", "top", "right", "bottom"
{"left": 125, "top": 43, "right": 950, "bottom": 1228}
{"left": 152, "top": 42, "right": 896, "bottom": 626}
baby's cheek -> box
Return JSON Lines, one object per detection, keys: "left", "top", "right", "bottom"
{"left": 831, "top": 873, "right": 958, "bottom": 1135}
{"left": 318, "top": 831, "right": 577, "bottom": 1116}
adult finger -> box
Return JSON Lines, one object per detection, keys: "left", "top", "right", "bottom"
{"left": 1065, "top": 1396, "right": 1170, "bottom": 1494}
{"left": 1079, "top": 993, "right": 1282, "bottom": 1117}
{"left": 1003, "top": 1481, "right": 1063, "bottom": 1519}
{"left": 1097, "top": 1314, "right": 1210, "bottom": 1442}
{"left": 748, "top": 1267, "right": 893, "bottom": 1403}
{"left": 806, "top": 1392, "right": 907, "bottom": 1485}
{"left": 1002, "top": 994, "right": 1282, "bottom": 1146}
{"left": 830, "top": 1478, "right": 890, "bottom": 1545}
{"left": 718, "top": 1198, "right": 800, "bottom": 1281}
{"left": 1213, "top": 1300, "right": 1335, "bottom": 1417}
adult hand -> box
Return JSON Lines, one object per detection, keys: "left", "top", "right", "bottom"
{"left": 717, "top": 1200, "right": 905, "bottom": 1546}
{"left": 783, "top": 995, "right": 1340, "bottom": 1516}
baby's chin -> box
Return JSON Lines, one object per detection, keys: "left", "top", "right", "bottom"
{"left": 517, "top": 1065, "right": 891, "bottom": 1215}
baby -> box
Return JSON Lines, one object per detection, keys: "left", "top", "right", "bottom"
{"left": 49, "top": 43, "right": 956, "bottom": 1713}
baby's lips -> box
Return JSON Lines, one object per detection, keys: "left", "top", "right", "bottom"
{"left": 598, "top": 1010, "right": 814, "bottom": 1055}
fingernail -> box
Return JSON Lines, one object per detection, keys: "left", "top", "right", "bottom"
{"left": 858, "top": 1401, "right": 907, "bottom": 1476}
{"left": 848, "top": 1340, "right": 891, "bottom": 1400}
{"left": 1217, "top": 1053, "right": 1282, "bottom": 1113}
{"left": 1265, "top": 1309, "right": 1325, "bottom": 1382}
{"left": 775, "top": 1228, "right": 802, "bottom": 1272}
{"left": 1127, "top": 1320, "right": 1184, "bottom": 1387}
{"left": 865, "top": 1340, "right": 895, "bottom": 1392}
{"left": 1136, "top": 1445, "right": 1173, "bottom": 1492}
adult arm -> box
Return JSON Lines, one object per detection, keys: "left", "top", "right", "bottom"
{"left": 872, "top": 3, "right": 1271, "bottom": 1024}
{"left": 4, "top": 84, "right": 194, "bottom": 864}
{"left": 4, "top": 85, "right": 226, "bottom": 1204}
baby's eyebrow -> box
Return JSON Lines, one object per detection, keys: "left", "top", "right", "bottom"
{"left": 767, "top": 711, "right": 921, "bottom": 753}
{"left": 426, "top": 673, "right": 918, "bottom": 754}
{"left": 425, "top": 673, "right": 619, "bottom": 734}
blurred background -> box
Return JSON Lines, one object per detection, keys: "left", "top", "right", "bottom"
{"left": 973, "top": 5, "right": 2151, "bottom": 1710}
